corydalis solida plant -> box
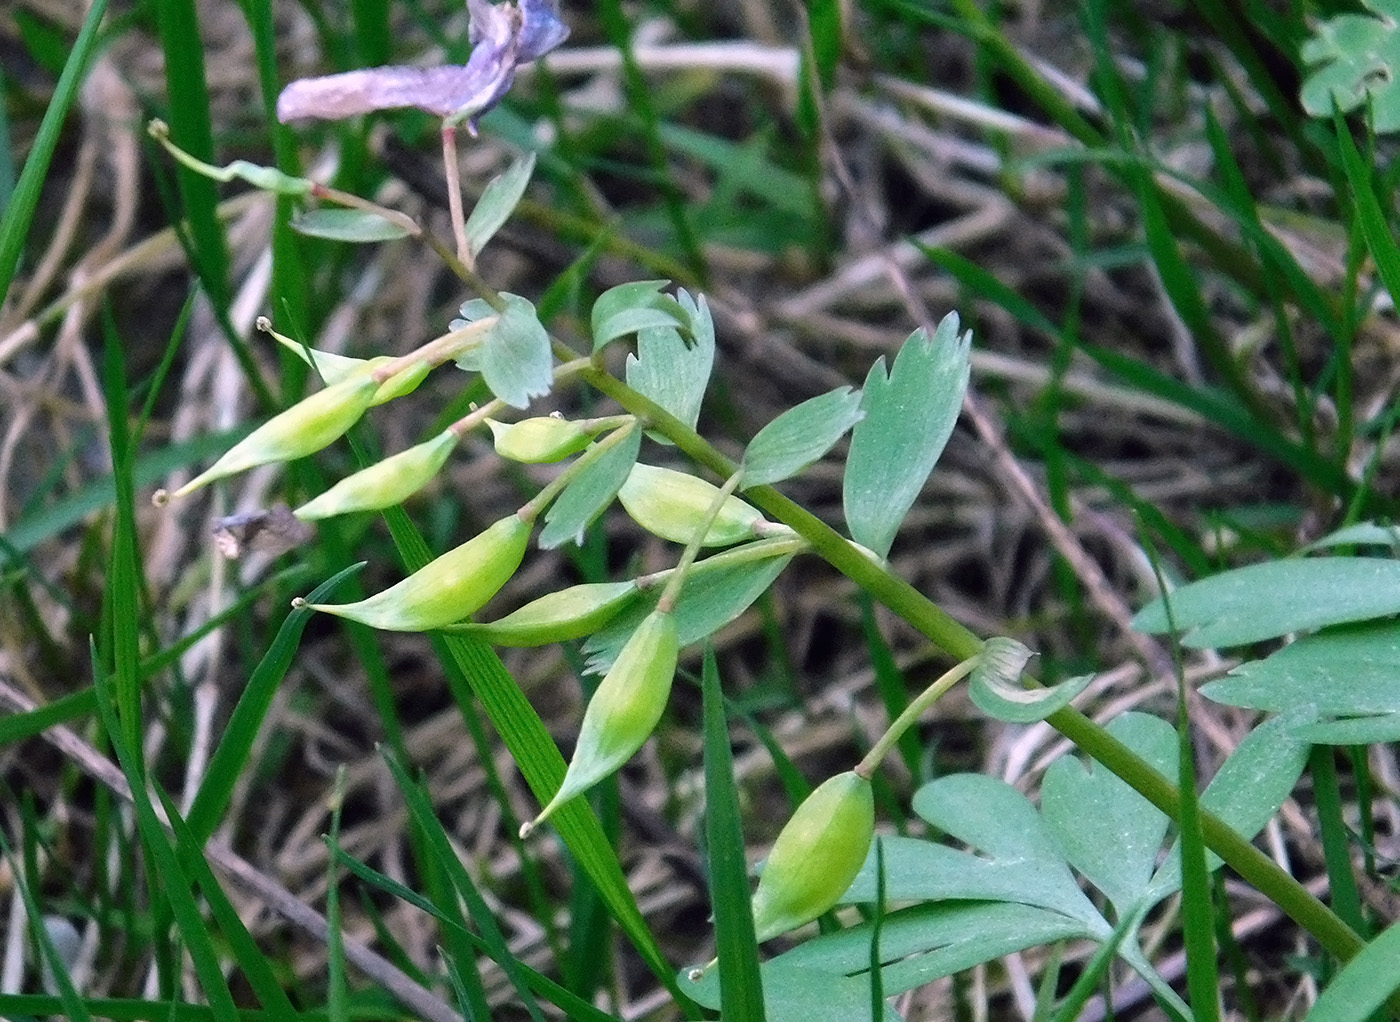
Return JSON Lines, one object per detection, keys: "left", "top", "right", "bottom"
{"left": 276, "top": 0, "right": 569, "bottom": 132}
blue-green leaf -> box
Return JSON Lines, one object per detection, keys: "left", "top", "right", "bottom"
{"left": 1305, "top": 916, "right": 1400, "bottom": 1022}
{"left": 454, "top": 294, "right": 553, "bottom": 408}
{"left": 538, "top": 425, "right": 641, "bottom": 549}
{"left": 1300, "top": 0, "right": 1400, "bottom": 132}
{"left": 290, "top": 207, "right": 412, "bottom": 241}
{"left": 843, "top": 316, "right": 971, "bottom": 559}
{"left": 592, "top": 280, "right": 690, "bottom": 351}
{"left": 624, "top": 289, "right": 715, "bottom": 442}
{"left": 741, "top": 387, "right": 863, "bottom": 489}
{"left": 466, "top": 151, "right": 535, "bottom": 258}
{"left": 1132, "top": 558, "right": 1400, "bottom": 648}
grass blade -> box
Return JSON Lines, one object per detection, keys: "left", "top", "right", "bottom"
{"left": 0, "top": 0, "right": 108, "bottom": 306}
{"left": 700, "top": 644, "right": 765, "bottom": 1020}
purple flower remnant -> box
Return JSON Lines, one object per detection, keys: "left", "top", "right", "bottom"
{"left": 276, "top": 0, "right": 568, "bottom": 134}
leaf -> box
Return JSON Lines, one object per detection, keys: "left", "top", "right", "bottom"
{"left": 592, "top": 280, "right": 691, "bottom": 352}
{"left": 582, "top": 546, "right": 793, "bottom": 674}
{"left": 843, "top": 316, "right": 971, "bottom": 559}
{"left": 1294, "top": 715, "right": 1400, "bottom": 744}
{"left": 876, "top": 775, "right": 1104, "bottom": 926}
{"left": 1041, "top": 713, "right": 1177, "bottom": 917}
{"left": 1301, "top": 0, "right": 1400, "bottom": 132}
{"left": 624, "top": 289, "right": 715, "bottom": 442}
{"left": 1304, "top": 521, "right": 1400, "bottom": 551}
{"left": 683, "top": 958, "right": 900, "bottom": 1022}
{"left": 1131, "top": 558, "right": 1400, "bottom": 648}
{"left": 538, "top": 425, "right": 641, "bottom": 549}
{"left": 290, "top": 207, "right": 412, "bottom": 241}
{"left": 1149, "top": 710, "right": 1312, "bottom": 896}
{"left": 970, "top": 668, "right": 1090, "bottom": 724}
{"left": 454, "top": 294, "right": 553, "bottom": 408}
{"left": 1304, "top": 916, "right": 1400, "bottom": 1022}
{"left": 740, "top": 387, "right": 864, "bottom": 489}
{"left": 466, "top": 151, "right": 535, "bottom": 258}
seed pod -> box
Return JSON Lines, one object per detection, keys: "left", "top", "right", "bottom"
{"left": 523, "top": 610, "right": 678, "bottom": 834}
{"left": 444, "top": 581, "right": 639, "bottom": 646}
{"left": 750, "top": 770, "right": 875, "bottom": 943}
{"left": 305, "top": 514, "right": 530, "bottom": 630}
{"left": 168, "top": 375, "right": 379, "bottom": 499}
{"left": 294, "top": 429, "right": 458, "bottom": 520}
{"left": 618, "top": 463, "right": 764, "bottom": 547}
{"left": 263, "top": 320, "right": 430, "bottom": 405}
{"left": 488, "top": 416, "right": 591, "bottom": 463}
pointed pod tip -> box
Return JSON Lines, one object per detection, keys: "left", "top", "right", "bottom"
{"left": 291, "top": 597, "right": 308, "bottom": 609}
{"left": 151, "top": 489, "right": 170, "bottom": 507}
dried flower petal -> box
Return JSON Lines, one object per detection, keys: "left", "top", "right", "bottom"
{"left": 276, "top": 0, "right": 568, "bottom": 133}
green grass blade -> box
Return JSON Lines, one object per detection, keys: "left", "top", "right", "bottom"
{"left": 381, "top": 750, "right": 546, "bottom": 1022}
{"left": 0, "top": 829, "right": 91, "bottom": 1022}
{"left": 1334, "top": 111, "right": 1400, "bottom": 321}
{"left": 155, "top": 786, "right": 299, "bottom": 1022}
{"left": 153, "top": 0, "right": 230, "bottom": 306}
{"left": 867, "top": 838, "right": 887, "bottom": 1022}
{"left": 327, "top": 770, "right": 350, "bottom": 1022}
{"left": 91, "top": 643, "right": 241, "bottom": 1022}
{"left": 1310, "top": 746, "right": 1367, "bottom": 939}
{"left": 329, "top": 845, "right": 619, "bottom": 1022}
{"left": 700, "top": 645, "right": 765, "bottom": 1020}
{"left": 1305, "top": 919, "right": 1400, "bottom": 1022}
{"left": 100, "top": 308, "right": 146, "bottom": 767}
{"left": 0, "top": 0, "right": 108, "bottom": 306}
{"left": 184, "top": 562, "right": 364, "bottom": 844}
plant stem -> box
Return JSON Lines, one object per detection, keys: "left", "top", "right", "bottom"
{"left": 856, "top": 655, "right": 980, "bottom": 778}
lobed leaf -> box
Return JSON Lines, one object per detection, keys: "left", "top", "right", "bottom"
{"left": 843, "top": 315, "right": 971, "bottom": 559}
{"left": 624, "top": 289, "right": 715, "bottom": 442}
{"left": 455, "top": 294, "right": 554, "bottom": 408}
{"left": 592, "top": 280, "right": 691, "bottom": 351}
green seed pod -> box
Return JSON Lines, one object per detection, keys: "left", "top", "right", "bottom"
{"left": 168, "top": 374, "right": 379, "bottom": 499}
{"left": 488, "top": 416, "right": 592, "bottom": 463}
{"left": 444, "top": 581, "right": 639, "bottom": 646}
{"left": 305, "top": 514, "right": 531, "bottom": 631}
{"left": 618, "top": 464, "right": 764, "bottom": 547}
{"left": 294, "top": 429, "right": 458, "bottom": 520}
{"left": 523, "top": 610, "right": 678, "bottom": 834}
{"left": 750, "top": 770, "right": 875, "bottom": 943}
{"left": 263, "top": 319, "right": 429, "bottom": 405}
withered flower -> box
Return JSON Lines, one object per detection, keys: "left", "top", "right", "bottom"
{"left": 276, "top": 0, "right": 568, "bottom": 133}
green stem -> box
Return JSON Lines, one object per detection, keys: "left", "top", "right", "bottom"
{"left": 657, "top": 470, "right": 744, "bottom": 614}
{"left": 856, "top": 655, "right": 980, "bottom": 778}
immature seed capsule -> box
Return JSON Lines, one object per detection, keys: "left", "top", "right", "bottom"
{"left": 522, "top": 610, "right": 678, "bottom": 834}
{"left": 443, "top": 581, "right": 639, "bottom": 646}
{"left": 167, "top": 374, "right": 379, "bottom": 499}
{"left": 304, "top": 514, "right": 531, "bottom": 630}
{"left": 488, "top": 416, "right": 591, "bottom": 463}
{"left": 618, "top": 464, "right": 765, "bottom": 546}
{"left": 750, "top": 770, "right": 875, "bottom": 943}
{"left": 294, "top": 429, "right": 458, "bottom": 520}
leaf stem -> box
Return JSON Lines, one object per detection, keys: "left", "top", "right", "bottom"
{"left": 656, "top": 471, "right": 744, "bottom": 614}
{"left": 855, "top": 654, "right": 980, "bottom": 779}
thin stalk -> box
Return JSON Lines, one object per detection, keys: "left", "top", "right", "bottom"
{"left": 657, "top": 471, "right": 745, "bottom": 613}
{"left": 370, "top": 317, "right": 498, "bottom": 384}
{"left": 441, "top": 125, "right": 471, "bottom": 268}
{"left": 856, "top": 655, "right": 980, "bottom": 778}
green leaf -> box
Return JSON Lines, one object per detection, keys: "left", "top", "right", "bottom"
{"left": 1301, "top": 0, "right": 1400, "bottom": 132}
{"left": 1304, "top": 521, "right": 1400, "bottom": 551}
{"left": 184, "top": 563, "right": 364, "bottom": 843}
{"left": 740, "top": 387, "right": 863, "bottom": 489}
{"left": 455, "top": 294, "right": 554, "bottom": 408}
{"left": 1132, "top": 558, "right": 1400, "bottom": 648}
{"left": 1041, "top": 713, "right": 1177, "bottom": 916}
{"left": 971, "top": 668, "right": 1089, "bottom": 724}
{"left": 843, "top": 316, "right": 971, "bottom": 559}
{"left": 624, "top": 289, "right": 715, "bottom": 442}
{"left": 466, "top": 151, "right": 536, "bottom": 258}
{"left": 1149, "top": 710, "right": 1312, "bottom": 895}
{"left": 885, "top": 775, "right": 1103, "bottom": 925}
{"left": 290, "top": 207, "right": 412, "bottom": 241}
{"left": 1305, "top": 916, "right": 1400, "bottom": 1022}
{"left": 592, "top": 279, "right": 691, "bottom": 351}
{"left": 539, "top": 425, "right": 642, "bottom": 549}
{"left": 582, "top": 544, "right": 794, "bottom": 673}
{"left": 701, "top": 646, "right": 767, "bottom": 1020}
{"left": 684, "top": 957, "right": 901, "bottom": 1022}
